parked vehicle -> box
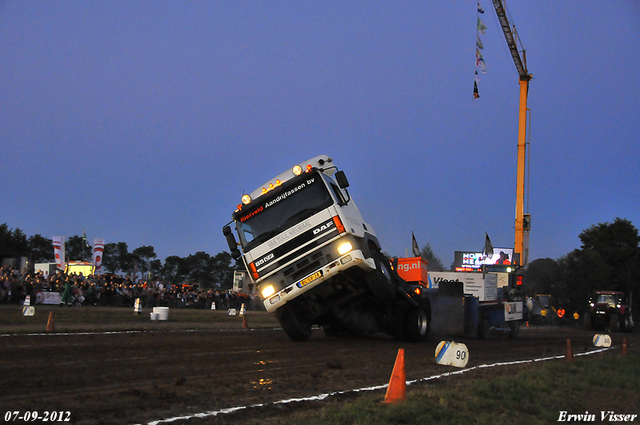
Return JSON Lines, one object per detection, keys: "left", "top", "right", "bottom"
{"left": 583, "top": 291, "right": 634, "bottom": 333}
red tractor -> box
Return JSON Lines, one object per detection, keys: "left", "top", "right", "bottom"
{"left": 583, "top": 291, "right": 634, "bottom": 333}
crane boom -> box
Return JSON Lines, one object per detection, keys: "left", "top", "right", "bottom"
{"left": 491, "top": 0, "right": 531, "bottom": 266}
{"left": 491, "top": 0, "right": 529, "bottom": 80}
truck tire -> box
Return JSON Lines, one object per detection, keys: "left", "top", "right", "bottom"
{"left": 366, "top": 250, "right": 396, "bottom": 301}
{"left": 625, "top": 315, "right": 635, "bottom": 333}
{"left": 277, "top": 305, "right": 312, "bottom": 341}
{"left": 610, "top": 313, "right": 620, "bottom": 332}
{"left": 622, "top": 315, "right": 634, "bottom": 333}
{"left": 404, "top": 307, "right": 429, "bottom": 342}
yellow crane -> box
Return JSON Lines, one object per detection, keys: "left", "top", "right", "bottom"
{"left": 491, "top": 0, "right": 531, "bottom": 266}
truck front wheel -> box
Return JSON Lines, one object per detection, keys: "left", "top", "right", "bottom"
{"left": 367, "top": 250, "right": 396, "bottom": 301}
{"left": 277, "top": 305, "right": 312, "bottom": 341}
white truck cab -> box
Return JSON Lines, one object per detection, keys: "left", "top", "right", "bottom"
{"left": 224, "top": 155, "right": 429, "bottom": 341}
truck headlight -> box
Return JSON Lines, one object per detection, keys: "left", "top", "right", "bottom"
{"left": 338, "top": 242, "right": 353, "bottom": 255}
{"left": 261, "top": 285, "right": 276, "bottom": 298}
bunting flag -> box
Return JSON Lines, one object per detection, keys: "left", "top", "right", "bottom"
{"left": 411, "top": 232, "right": 421, "bottom": 257}
{"left": 477, "top": 16, "right": 487, "bottom": 34}
{"left": 52, "top": 236, "right": 66, "bottom": 271}
{"left": 474, "top": 2, "right": 487, "bottom": 99}
{"left": 92, "top": 238, "right": 106, "bottom": 274}
{"left": 477, "top": 54, "right": 487, "bottom": 74}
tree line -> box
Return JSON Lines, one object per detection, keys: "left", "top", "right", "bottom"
{"left": 0, "top": 224, "right": 235, "bottom": 288}
{"left": 3, "top": 217, "right": 638, "bottom": 307}
{"left": 523, "top": 218, "right": 640, "bottom": 314}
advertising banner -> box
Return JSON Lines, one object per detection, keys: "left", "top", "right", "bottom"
{"left": 92, "top": 238, "right": 106, "bottom": 274}
{"left": 52, "top": 236, "right": 65, "bottom": 270}
{"left": 35, "top": 291, "right": 62, "bottom": 305}
{"left": 454, "top": 248, "right": 514, "bottom": 271}
{"left": 427, "top": 271, "right": 498, "bottom": 302}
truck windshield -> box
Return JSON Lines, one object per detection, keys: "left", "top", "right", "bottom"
{"left": 235, "top": 172, "right": 333, "bottom": 250}
{"left": 596, "top": 294, "right": 618, "bottom": 307}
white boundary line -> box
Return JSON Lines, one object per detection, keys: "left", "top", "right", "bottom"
{"left": 141, "top": 346, "right": 615, "bottom": 425}
{"left": 0, "top": 328, "right": 282, "bottom": 338}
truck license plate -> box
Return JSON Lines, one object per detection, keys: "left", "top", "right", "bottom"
{"left": 298, "top": 271, "right": 322, "bottom": 288}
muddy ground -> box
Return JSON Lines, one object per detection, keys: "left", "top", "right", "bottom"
{"left": 1, "top": 310, "right": 636, "bottom": 425}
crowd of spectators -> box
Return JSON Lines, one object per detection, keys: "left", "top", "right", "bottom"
{"left": 0, "top": 265, "right": 262, "bottom": 311}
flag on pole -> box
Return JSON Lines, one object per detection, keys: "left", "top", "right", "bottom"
{"left": 483, "top": 233, "right": 494, "bottom": 258}
{"left": 52, "top": 236, "right": 65, "bottom": 271}
{"left": 411, "top": 232, "right": 421, "bottom": 257}
{"left": 92, "top": 238, "right": 106, "bottom": 274}
{"left": 477, "top": 2, "right": 484, "bottom": 14}
{"left": 473, "top": 81, "right": 480, "bottom": 99}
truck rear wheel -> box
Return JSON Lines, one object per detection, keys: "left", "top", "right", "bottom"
{"left": 277, "top": 305, "right": 312, "bottom": 341}
{"left": 404, "top": 307, "right": 429, "bottom": 342}
{"left": 621, "top": 315, "right": 633, "bottom": 333}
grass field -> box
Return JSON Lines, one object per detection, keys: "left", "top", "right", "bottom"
{"left": 281, "top": 350, "right": 640, "bottom": 425}
{"left": 0, "top": 304, "right": 280, "bottom": 333}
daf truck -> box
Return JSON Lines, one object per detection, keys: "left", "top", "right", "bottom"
{"left": 223, "top": 155, "right": 430, "bottom": 341}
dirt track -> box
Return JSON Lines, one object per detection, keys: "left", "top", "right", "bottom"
{"left": 1, "top": 316, "right": 636, "bottom": 425}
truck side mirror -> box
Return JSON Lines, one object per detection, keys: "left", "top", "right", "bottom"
{"left": 223, "top": 225, "right": 242, "bottom": 260}
{"left": 335, "top": 170, "right": 349, "bottom": 189}
{"left": 334, "top": 170, "right": 351, "bottom": 205}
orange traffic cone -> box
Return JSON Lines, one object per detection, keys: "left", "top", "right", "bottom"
{"left": 46, "top": 311, "right": 55, "bottom": 332}
{"left": 622, "top": 337, "right": 628, "bottom": 355}
{"left": 565, "top": 338, "right": 573, "bottom": 362}
{"left": 382, "top": 348, "right": 406, "bottom": 404}
{"left": 242, "top": 314, "right": 248, "bottom": 329}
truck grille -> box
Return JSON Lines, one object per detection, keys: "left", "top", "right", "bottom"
{"left": 284, "top": 250, "right": 326, "bottom": 283}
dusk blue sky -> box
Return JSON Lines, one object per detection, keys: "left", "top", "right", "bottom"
{"left": 2, "top": 1, "right": 639, "bottom": 268}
